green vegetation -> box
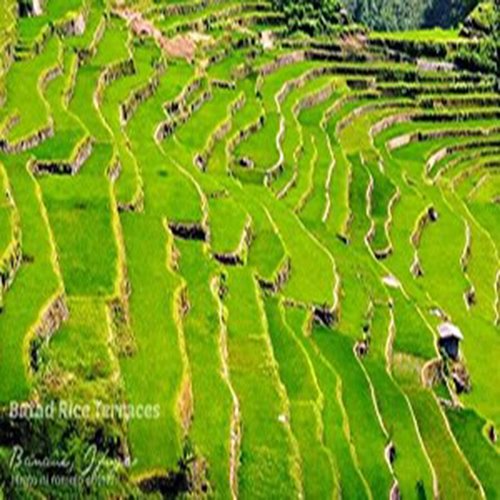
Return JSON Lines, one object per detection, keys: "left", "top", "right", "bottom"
{"left": 343, "top": 0, "right": 481, "bottom": 31}
{"left": 0, "top": 0, "right": 498, "bottom": 498}
{"left": 272, "top": 0, "right": 347, "bottom": 35}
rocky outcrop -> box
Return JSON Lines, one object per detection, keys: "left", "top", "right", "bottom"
{"left": 417, "top": 59, "right": 456, "bottom": 72}
{"left": 451, "top": 363, "right": 472, "bottom": 395}
{"left": 385, "top": 442, "right": 396, "bottom": 466}
{"left": 390, "top": 482, "right": 401, "bottom": 500}
{"left": 147, "top": 0, "right": 228, "bottom": 19}
{"left": 410, "top": 255, "right": 424, "bottom": 278}
{"left": 40, "top": 65, "right": 63, "bottom": 90}
{"left": 19, "top": 0, "right": 45, "bottom": 17}
{"left": 0, "top": 239, "right": 22, "bottom": 296}
{"left": 460, "top": 222, "right": 472, "bottom": 273}
{"left": 0, "top": 114, "right": 20, "bottom": 143}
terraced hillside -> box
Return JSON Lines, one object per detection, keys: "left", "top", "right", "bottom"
{"left": 0, "top": 0, "right": 499, "bottom": 498}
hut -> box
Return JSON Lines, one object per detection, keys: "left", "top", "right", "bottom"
{"left": 437, "top": 322, "right": 463, "bottom": 360}
{"left": 19, "top": 0, "right": 44, "bottom": 16}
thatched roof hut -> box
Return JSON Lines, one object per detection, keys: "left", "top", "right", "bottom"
{"left": 437, "top": 322, "right": 463, "bottom": 360}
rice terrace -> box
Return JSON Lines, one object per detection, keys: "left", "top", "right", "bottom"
{"left": 0, "top": 0, "right": 498, "bottom": 497}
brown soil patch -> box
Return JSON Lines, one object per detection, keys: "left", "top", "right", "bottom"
{"left": 341, "top": 33, "right": 368, "bottom": 51}
{"left": 159, "top": 35, "right": 197, "bottom": 60}
{"left": 114, "top": 7, "right": 210, "bottom": 61}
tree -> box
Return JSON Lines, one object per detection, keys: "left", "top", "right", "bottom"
{"left": 272, "top": 0, "right": 348, "bottom": 35}
{"left": 342, "top": 0, "right": 482, "bottom": 31}
{"left": 423, "top": 0, "right": 480, "bottom": 28}
{"left": 454, "top": 1, "right": 498, "bottom": 74}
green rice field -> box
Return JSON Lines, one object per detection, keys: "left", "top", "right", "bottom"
{"left": 0, "top": 0, "right": 498, "bottom": 498}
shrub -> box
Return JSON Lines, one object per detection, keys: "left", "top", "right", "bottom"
{"left": 454, "top": 37, "right": 496, "bottom": 72}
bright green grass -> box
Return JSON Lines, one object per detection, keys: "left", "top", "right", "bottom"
{"left": 176, "top": 239, "right": 233, "bottom": 498}
{"left": 116, "top": 62, "right": 204, "bottom": 473}
{"left": 284, "top": 306, "right": 370, "bottom": 499}
{"left": 0, "top": 154, "right": 60, "bottom": 403}
{"left": 208, "top": 195, "right": 249, "bottom": 255}
{"left": 443, "top": 185, "right": 498, "bottom": 323}
{"left": 92, "top": 17, "right": 130, "bottom": 68}
{"left": 35, "top": 50, "right": 87, "bottom": 161}
{"left": 155, "top": 0, "right": 242, "bottom": 33}
{"left": 224, "top": 267, "right": 299, "bottom": 499}
{"left": 69, "top": 65, "right": 110, "bottom": 142}
{"left": 362, "top": 303, "right": 435, "bottom": 498}
{"left": 39, "top": 144, "right": 118, "bottom": 296}
{"left": 0, "top": 37, "right": 59, "bottom": 143}
{"left": 370, "top": 28, "right": 463, "bottom": 42}
{"left": 235, "top": 61, "right": 320, "bottom": 170}
{"left": 173, "top": 87, "right": 239, "bottom": 157}
{"left": 314, "top": 326, "right": 394, "bottom": 499}
{"left": 296, "top": 84, "right": 346, "bottom": 222}
{"left": 128, "top": 61, "right": 202, "bottom": 222}
{"left": 265, "top": 297, "right": 336, "bottom": 499}
{"left": 446, "top": 407, "right": 500, "bottom": 499}
{"left": 45, "top": 297, "right": 115, "bottom": 402}
{"left": 17, "top": 0, "right": 84, "bottom": 48}
{"left": 392, "top": 138, "right": 500, "bottom": 425}
{"left": 121, "top": 214, "right": 184, "bottom": 473}
{"left": 0, "top": 2, "right": 498, "bottom": 497}
{"left": 395, "top": 364, "right": 483, "bottom": 500}
{"left": 244, "top": 194, "right": 286, "bottom": 281}
{"left": 100, "top": 40, "right": 161, "bottom": 205}
{"left": 262, "top": 187, "right": 336, "bottom": 306}
{"left": 271, "top": 75, "right": 333, "bottom": 195}
{"left": 0, "top": 165, "right": 15, "bottom": 257}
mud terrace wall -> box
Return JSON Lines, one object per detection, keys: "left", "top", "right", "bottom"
{"left": 30, "top": 137, "right": 93, "bottom": 176}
